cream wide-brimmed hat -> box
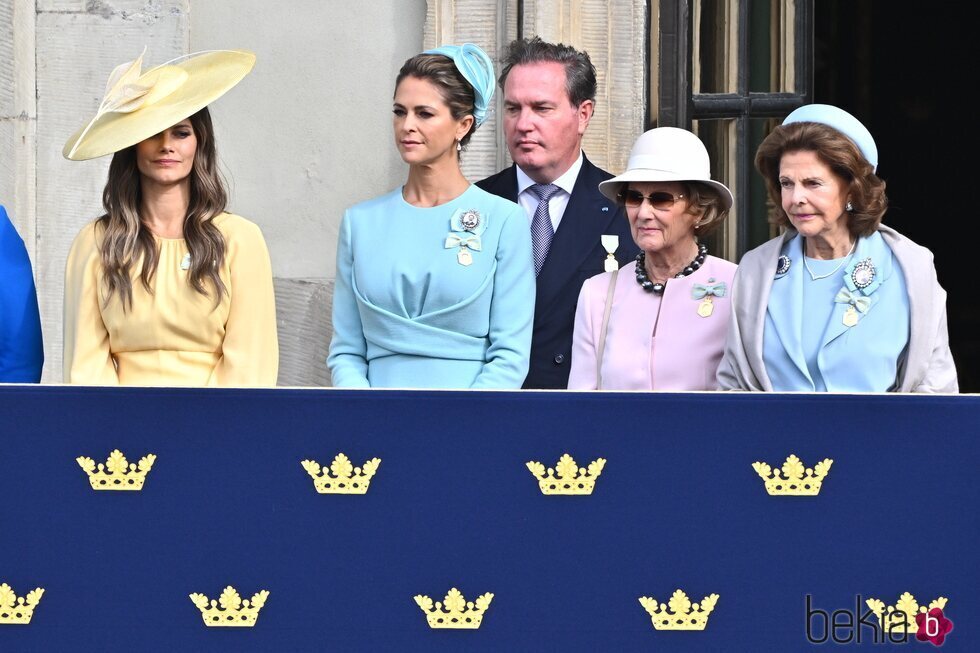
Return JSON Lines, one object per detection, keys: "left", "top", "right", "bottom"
{"left": 598, "top": 127, "right": 733, "bottom": 209}
{"left": 63, "top": 48, "right": 256, "bottom": 161}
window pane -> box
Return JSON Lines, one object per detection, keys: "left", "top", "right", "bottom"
{"left": 694, "top": 0, "right": 737, "bottom": 94}
{"left": 693, "top": 118, "right": 783, "bottom": 260}
{"left": 748, "top": 117, "right": 783, "bottom": 249}
{"left": 692, "top": 118, "right": 738, "bottom": 261}
{"left": 748, "top": 0, "right": 796, "bottom": 93}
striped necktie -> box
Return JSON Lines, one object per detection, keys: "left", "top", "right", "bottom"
{"left": 529, "top": 183, "right": 561, "bottom": 276}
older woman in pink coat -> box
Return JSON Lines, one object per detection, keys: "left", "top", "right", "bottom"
{"left": 568, "top": 128, "right": 736, "bottom": 390}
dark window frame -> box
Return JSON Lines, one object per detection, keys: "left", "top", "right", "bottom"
{"left": 657, "top": 0, "right": 814, "bottom": 257}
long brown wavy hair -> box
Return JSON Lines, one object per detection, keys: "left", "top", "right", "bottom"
{"left": 98, "top": 107, "right": 228, "bottom": 309}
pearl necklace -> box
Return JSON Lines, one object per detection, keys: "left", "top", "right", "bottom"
{"left": 802, "top": 238, "right": 856, "bottom": 281}
{"left": 634, "top": 243, "right": 708, "bottom": 294}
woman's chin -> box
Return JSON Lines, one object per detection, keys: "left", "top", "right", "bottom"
{"left": 789, "top": 217, "right": 826, "bottom": 238}
{"left": 639, "top": 236, "right": 689, "bottom": 256}
{"left": 635, "top": 234, "right": 664, "bottom": 252}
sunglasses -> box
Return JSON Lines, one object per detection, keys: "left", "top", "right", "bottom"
{"left": 617, "top": 189, "right": 685, "bottom": 210}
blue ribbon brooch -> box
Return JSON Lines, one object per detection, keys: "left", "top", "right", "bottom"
{"left": 692, "top": 280, "right": 727, "bottom": 300}
{"left": 445, "top": 208, "right": 486, "bottom": 266}
{"left": 692, "top": 278, "right": 726, "bottom": 317}
{"left": 835, "top": 256, "right": 879, "bottom": 327}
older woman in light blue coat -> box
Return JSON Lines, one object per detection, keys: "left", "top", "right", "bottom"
{"left": 718, "top": 105, "right": 956, "bottom": 393}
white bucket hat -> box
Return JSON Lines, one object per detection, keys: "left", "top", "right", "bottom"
{"left": 598, "top": 127, "right": 733, "bottom": 209}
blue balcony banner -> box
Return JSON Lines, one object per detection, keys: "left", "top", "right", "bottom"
{"left": 0, "top": 386, "right": 976, "bottom": 651}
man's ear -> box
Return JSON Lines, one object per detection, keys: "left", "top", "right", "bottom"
{"left": 577, "top": 100, "right": 595, "bottom": 135}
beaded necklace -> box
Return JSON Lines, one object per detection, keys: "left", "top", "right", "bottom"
{"left": 634, "top": 243, "right": 708, "bottom": 294}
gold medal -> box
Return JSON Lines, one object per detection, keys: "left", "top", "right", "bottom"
{"left": 843, "top": 306, "right": 859, "bottom": 327}
{"left": 697, "top": 297, "right": 714, "bottom": 318}
{"left": 457, "top": 248, "right": 473, "bottom": 266}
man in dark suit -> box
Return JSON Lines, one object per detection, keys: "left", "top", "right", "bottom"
{"left": 477, "top": 37, "right": 639, "bottom": 389}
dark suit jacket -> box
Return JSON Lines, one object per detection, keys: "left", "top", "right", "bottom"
{"left": 477, "top": 155, "right": 640, "bottom": 389}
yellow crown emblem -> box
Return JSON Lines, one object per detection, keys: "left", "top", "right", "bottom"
{"left": 414, "top": 587, "right": 493, "bottom": 629}
{"left": 189, "top": 586, "right": 269, "bottom": 627}
{"left": 77, "top": 449, "right": 156, "bottom": 490}
{"left": 639, "top": 589, "right": 719, "bottom": 631}
{"left": 866, "top": 593, "right": 948, "bottom": 634}
{"left": 752, "top": 454, "right": 832, "bottom": 495}
{"left": 301, "top": 454, "right": 381, "bottom": 494}
{"left": 526, "top": 453, "right": 606, "bottom": 495}
{"left": 0, "top": 583, "right": 44, "bottom": 625}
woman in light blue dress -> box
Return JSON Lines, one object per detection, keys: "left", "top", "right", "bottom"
{"left": 328, "top": 44, "right": 534, "bottom": 388}
{"left": 0, "top": 204, "right": 43, "bottom": 382}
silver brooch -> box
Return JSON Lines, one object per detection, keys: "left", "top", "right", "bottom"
{"left": 460, "top": 209, "right": 481, "bottom": 231}
{"left": 851, "top": 257, "right": 876, "bottom": 289}
{"left": 776, "top": 255, "right": 791, "bottom": 276}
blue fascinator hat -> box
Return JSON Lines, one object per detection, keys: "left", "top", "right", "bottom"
{"left": 782, "top": 104, "right": 878, "bottom": 172}
{"left": 423, "top": 43, "right": 495, "bottom": 126}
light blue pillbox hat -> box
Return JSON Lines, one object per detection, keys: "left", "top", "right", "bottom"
{"left": 782, "top": 103, "right": 878, "bottom": 172}
{"left": 423, "top": 43, "right": 495, "bottom": 127}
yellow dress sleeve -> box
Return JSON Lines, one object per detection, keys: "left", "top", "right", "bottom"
{"left": 208, "top": 215, "right": 279, "bottom": 387}
{"left": 63, "top": 222, "right": 119, "bottom": 385}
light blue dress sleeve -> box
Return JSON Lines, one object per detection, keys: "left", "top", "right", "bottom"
{"left": 470, "top": 202, "right": 534, "bottom": 389}
{"left": 0, "top": 206, "right": 44, "bottom": 382}
{"left": 326, "top": 210, "right": 370, "bottom": 388}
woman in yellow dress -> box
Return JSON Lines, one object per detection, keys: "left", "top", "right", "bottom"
{"left": 62, "top": 49, "right": 278, "bottom": 386}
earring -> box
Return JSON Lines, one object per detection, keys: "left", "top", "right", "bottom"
{"left": 845, "top": 201, "right": 854, "bottom": 212}
{"left": 456, "top": 140, "right": 462, "bottom": 152}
